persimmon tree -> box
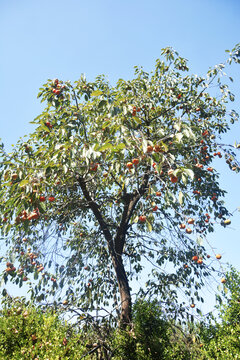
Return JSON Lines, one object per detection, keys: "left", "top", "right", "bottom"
{"left": 1, "top": 45, "right": 240, "bottom": 328}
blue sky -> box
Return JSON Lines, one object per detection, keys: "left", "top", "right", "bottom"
{"left": 1, "top": 0, "right": 240, "bottom": 144}
{"left": 0, "top": 0, "right": 240, "bottom": 311}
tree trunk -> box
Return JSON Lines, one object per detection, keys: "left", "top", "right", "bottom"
{"left": 77, "top": 177, "right": 133, "bottom": 328}
{"left": 112, "top": 253, "right": 132, "bottom": 329}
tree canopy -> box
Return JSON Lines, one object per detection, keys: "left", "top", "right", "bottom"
{"left": 1, "top": 44, "right": 240, "bottom": 327}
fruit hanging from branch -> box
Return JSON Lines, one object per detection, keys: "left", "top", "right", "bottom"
{"left": 0, "top": 44, "right": 240, "bottom": 328}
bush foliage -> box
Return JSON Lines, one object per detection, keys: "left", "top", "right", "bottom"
{"left": 1, "top": 271, "right": 240, "bottom": 360}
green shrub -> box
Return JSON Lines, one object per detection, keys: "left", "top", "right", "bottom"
{"left": 111, "top": 299, "right": 200, "bottom": 360}
{"left": 0, "top": 296, "right": 86, "bottom": 359}
{"left": 198, "top": 267, "right": 240, "bottom": 359}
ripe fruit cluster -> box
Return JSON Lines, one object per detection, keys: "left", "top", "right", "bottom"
{"left": 14, "top": 195, "right": 56, "bottom": 224}
{"left": 213, "top": 151, "right": 222, "bottom": 158}
{"left": 16, "top": 208, "right": 40, "bottom": 222}
{"left": 202, "top": 130, "right": 209, "bottom": 137}
{"left": 51, "top": 79, "right": 65, "bottom": 97}
{"left": 16, "top": 246, "right": 58, "bottom": 284}
{"left": 189, "top": 253, "right": 223, "bottom": 268}
{"left": 45, "top": 121, "right": 53, "bottom": 129}
{"left": 179, "top": 218, "right": 195, "bottom": 234}
{"left": 126, "top": 158, "right": 140, "bottom": 169}
{"left": 5, "top": 262, "right": 16, "bottom": 274}
{"left": 132, "top": 106, "right": 141, "bottom": 116}
{"left": 192, "top": 256, "right": 202, "bottom": 265}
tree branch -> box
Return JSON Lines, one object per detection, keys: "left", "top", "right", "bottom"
{"left": 77, "top": 176, "right": 112, "bottom": 243}
{"left": 114, "top": 171, "right": 149, "bottom": 255}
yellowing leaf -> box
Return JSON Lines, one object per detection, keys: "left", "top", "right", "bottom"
{"left": 184, "top": 168, "right": 194, "bottom": 180}
{"left": 19, "top": 179, "right": 29, "bottom": 187}
{"left": 175, "top": 133, "right": 183, "bottom": 142}
{"left": 178, "top": 191, "right": 184, "bottom": 205}
{"left": 91, "top": 90, "right": 103, "bottom": 97}
{"left": 146, "top": 220, "right": 152, "bottom": 232}
{"left": 181, "top": 173, "right": 187, "bottom": 185}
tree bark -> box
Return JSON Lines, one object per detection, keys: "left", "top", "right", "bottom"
{"left": 111, "top": 252, "right": 132, "bottom": 328}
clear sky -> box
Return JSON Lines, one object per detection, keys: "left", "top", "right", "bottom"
{"left": 0, "top": 0, "right": 240, "bottom": 312}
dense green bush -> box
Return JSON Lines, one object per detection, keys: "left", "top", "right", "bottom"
{"left": 1, "top": 279, "right": 240, "bottom": 360}
{"left": 111, "top": 299, "right": 201, "bottom": 360}
{"left": 198, "top": 267, "right": 240, "bottom": 359}
{"left": 0, "top": 296, "right": 202, "bottom": 359}
{"left": 0, "top": 296, "right": 86, "bottom": 359}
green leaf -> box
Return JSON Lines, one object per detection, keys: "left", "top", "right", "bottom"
{"left": 98, "top": 100, "right": 107, "bottom": 108}
{"left": 34, "top": 271, "right": 39, "bottom": 280}
{"left": 132, "top": 116, "right": 142, "bottom": 124}
{"left": 97, "top": 143, "right": 113, "bottom": 151}
{"left": 113, "top": 143, "right": 126, "bottom": 151}
{"left": 159, "top": 141, "right": 168, "bottom": 152}
{"left": 19, "top": 179, "right": 29, "bottom": 187}
{"left": 2, "top": 288, "right": 7, "bottom": 296}
{"left": 91, "top": 90, "right": 103, "bottom": 97}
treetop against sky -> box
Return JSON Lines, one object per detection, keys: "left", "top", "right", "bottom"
{"left": 0, "top": 44, "right": 240, "bottom": 326}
